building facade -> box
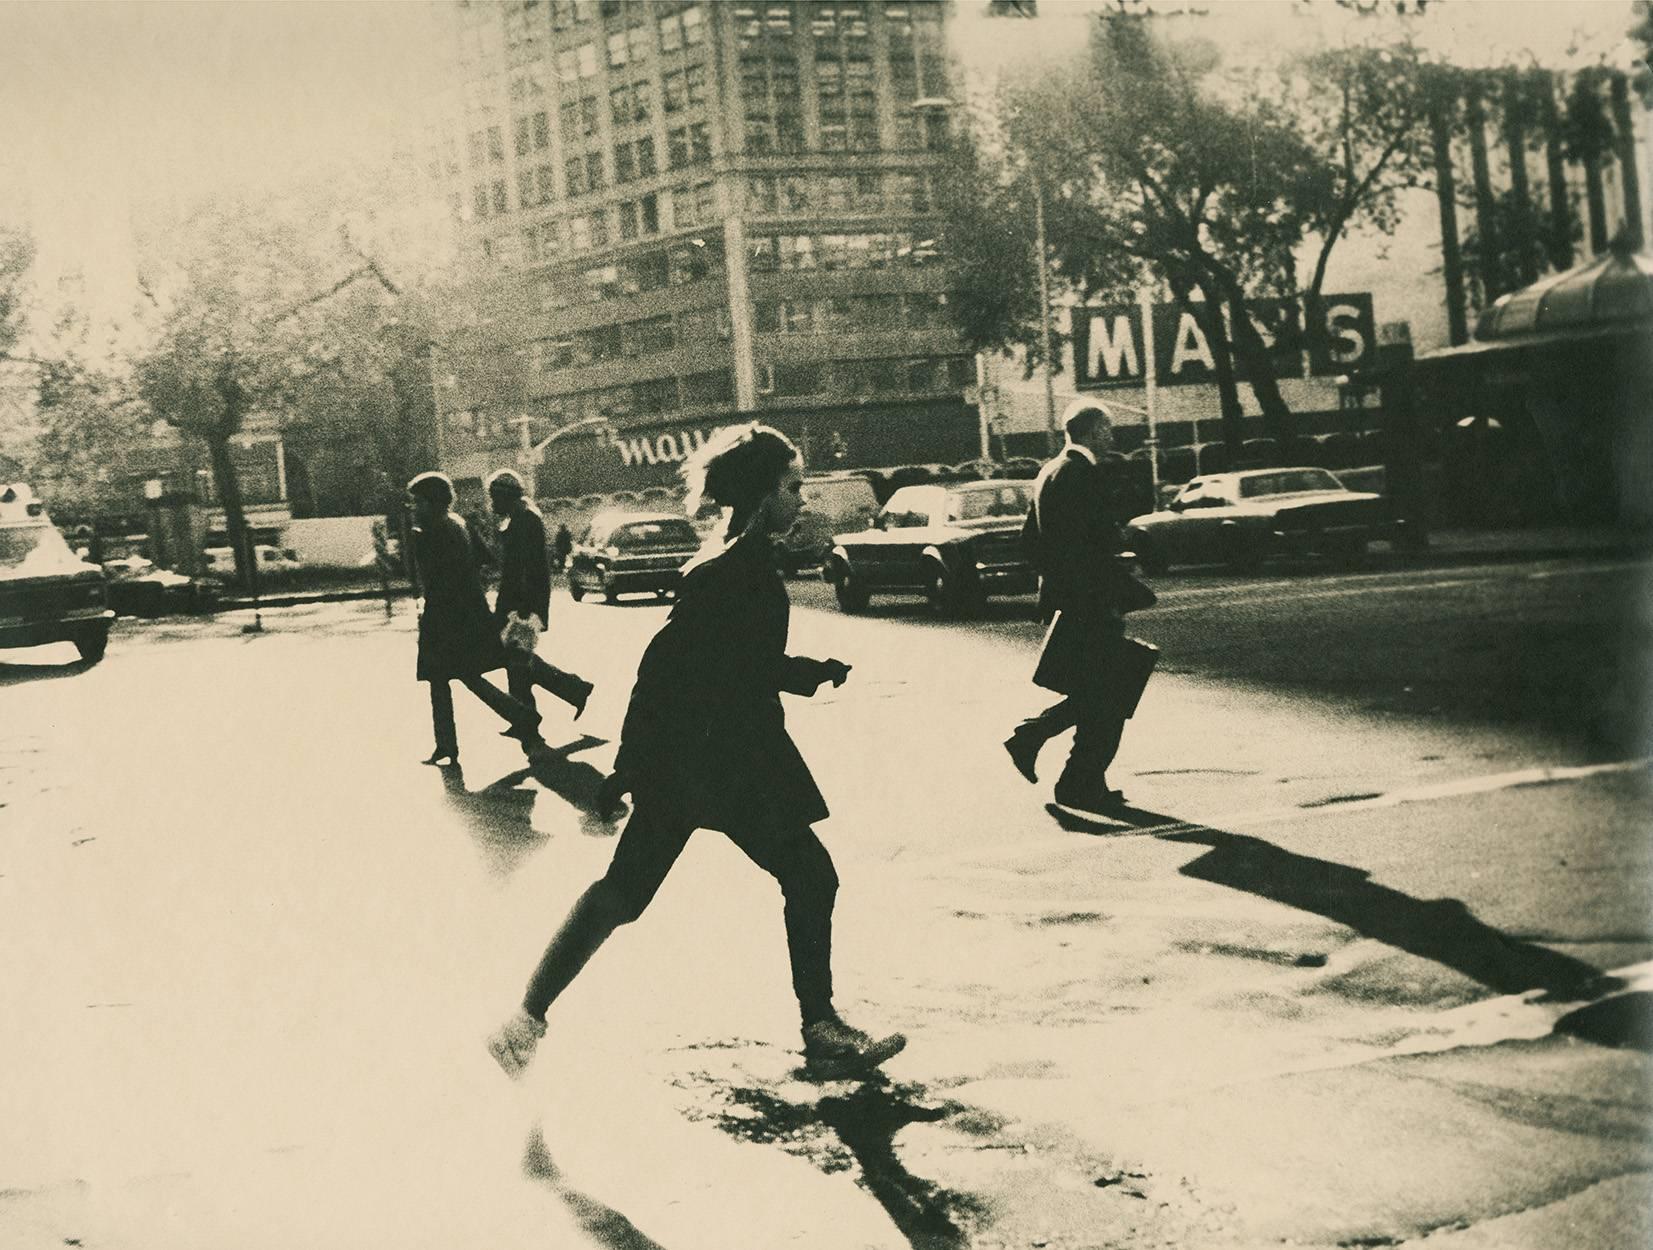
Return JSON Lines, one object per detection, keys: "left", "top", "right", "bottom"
{"left": 426, "top": 0, "right": 980, "bottom": 504}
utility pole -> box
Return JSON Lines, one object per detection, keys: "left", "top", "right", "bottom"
{"left": 1033, "top": 173, "right": 1060, "bottom": 455}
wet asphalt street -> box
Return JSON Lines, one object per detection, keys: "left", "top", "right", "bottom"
{"left": 1, "top": 546, "right": 1649, "bottom": 1249}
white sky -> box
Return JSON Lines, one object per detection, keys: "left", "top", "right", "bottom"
{"left": 0, "top": 0, "right": 448, "bottom": 329}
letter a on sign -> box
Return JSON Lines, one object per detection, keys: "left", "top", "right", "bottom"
{"left": 1168, "top": 312, "right": 1215, "bottom": 376}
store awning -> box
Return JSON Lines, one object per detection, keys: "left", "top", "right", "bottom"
{"left": 1472, "top": 243, "right": 1653, "bottom": 342}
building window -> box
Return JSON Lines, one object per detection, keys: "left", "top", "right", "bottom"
{"left": 468, "top": 130, "right": 486, "bottom": 167}
{"left": 662, "top": 64, "right": 707, "bottom": 113}
{"left": 473, "top": 183, "right": 490, "bottom": 219}
{"left": 523, "top": 220, "right": 563, "bottom": 263}
{"left": 776, "top": 233, "right": 816, "bottom": 270}
{"left": 488, "top": 126, "right": 505, "bottom": 162}
{"left": 569, "top": 209, "right": 609, "bottom": 251}
{"left": 617, "top": 193, "right": 660, "bottom": 240}
{"left": 671, "top": 180, "right": 717, "bottom": 228}
{"left": 626, "top": 315, "right": 675, "bottom": 356}
{"left": 746, "top": 234, "right": 777, "bottom": 272}
{"left": 676, "top": 305, "right": 729, "bottom": 341}
{"left": 754, "top": 298, "right": 816, "bottom": 333}
{"left": 614, "top": 135, "right": 655, "bottom": 182}
{"left": 558, "top": 42, "right": 599, "bottom": 80}
{"left": 669, "top": 237, "right": 720, "bottom": 284}
{"left": 492, "top": 179, "right": 509, "bottom": 214}
{"left": 610, "top": 79, "right": 653, "bottom": 127}
{"left": 562, "top": 95, "right": 601, "bottom": 142}
{"left": 890, "top": 171, "right": 930, "bottom": 212}
{"left": 515, "top": 116, "right": 533, "bottom": 158}
{"left": 607, "top": 23, "right": 649, "bottom": 68}
{"left": 682, "top": 369, "right": 734, "bottom": 408}
{"left": 509, "top": 66, "right": 545, "bottom": 100}
{"left": 583, "top": 263, "right": 622, "bottom": 300}
{"left": 666, "top": 122, "right": 711, "bottom": 167}
{"left": 518, "top": 168, "right": 536, "bottom": 207}
{"left": 747, "top": 176, "right": 779, "bottom": 214}
{"left": 536, "top": 163, "right": 556, "bottom": 206}
{"left": 658, "top": 5, "right": 704, "bottom": 51}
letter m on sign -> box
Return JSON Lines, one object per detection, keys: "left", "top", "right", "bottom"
{"left": 1073, "top": 306, "right": 1142, "bottom": 389}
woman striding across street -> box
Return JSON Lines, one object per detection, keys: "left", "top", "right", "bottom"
{"left": 487, "top": 425, "right": 906, "bottom": 1081}
{"left": 407, "top": 472, "right": 542, "bottom": 764}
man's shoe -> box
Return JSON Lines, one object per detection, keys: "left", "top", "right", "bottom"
{"left": 502, "top": 714, "right": 544, "bottom": 744}
{"left": 487, "top": 1008, "right": 546, "bottom": 1079}
{"left": 595, "top": 772, "right": 629, "bottom": 820}
{"left": 1003, "top": 732, "right": 1040, "bottom": 784}
{"left": 571, "top": 680, "right": 594, "bottom": 721}
{"left": 802, "top": 1017, "right": 907, "bottom": 1080}
{"left": 1052, "top": 786, "right": 1128, "bottom": 820}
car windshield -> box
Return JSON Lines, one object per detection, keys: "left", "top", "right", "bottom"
{"left": 611, "top": 520, "right": 698, "bottom": 549}
{"left": 0, "top": 523, "right": 78, "bottom": 574}
{"left": 1239, "top": 469, "right": 1343, "bottom": 498}
{"left": 948, "top": 484, "right": 1030, "bottom": 521}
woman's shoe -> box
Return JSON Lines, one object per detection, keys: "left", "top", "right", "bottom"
{"left": 802, "top": 1017, "right": 907, "bottom": 1080}
{"left": 422, "top": 749, "right": 459, "bottom": 766}
{"left": 487, "top": 1008, "right": 547, "bottom": 1079}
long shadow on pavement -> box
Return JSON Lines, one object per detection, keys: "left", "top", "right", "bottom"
{"left": 1047, "top": 803, "right": 1625, "bottom": 1006}
{"left": 674, "top": 1059, "right": 993, "bottom": 1249}
{"left": 0, "top": 658, "right": 93, "bottom": 688}
{"left": 437, "top": 763, "right": 545, "bottom": 878}
{"left": 523, "top": 1124, "right": 671, "bottom": 1250}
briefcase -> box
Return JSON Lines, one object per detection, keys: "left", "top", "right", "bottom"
{"left": 1033, "top": 612, "right": 1159, "bottom": 718}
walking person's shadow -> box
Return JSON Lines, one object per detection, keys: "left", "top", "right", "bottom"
{"left": 522, "top": 1124, "right": 671, "bottom": 1250}
{"left": 436, "top": 762, "right": 545, "bottom": 877}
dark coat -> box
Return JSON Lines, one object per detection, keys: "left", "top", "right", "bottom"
{"left": 612, "top": 532, "right": 831, "bottom": 833}
{"left": 412, "top": 514, "right": 505, "bottom": 681}
{"left": 1022, "top": 448, "right": 1127, "bottom": 623}
{"left": 493, "top": 504, "right": 552, "bottom": 628}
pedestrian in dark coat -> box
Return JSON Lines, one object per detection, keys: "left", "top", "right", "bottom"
{"left": 1005, "top": 401, "right": 1144, "bottom": 817}
{"left": 551, "top": 523, "right": 574, "bottom": 572}
{"left": 407, "top": 472, "right": 540, "bottom": 765}
{"left": 487, "top": 470, "right": 594, "bottom": 723}
{"left": 487, "top": 425, "right": 906, "bottom": 1083}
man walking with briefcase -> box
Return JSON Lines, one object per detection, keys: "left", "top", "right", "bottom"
{"left": 1005, "top": 400, "right": 1157, "bottom": 819}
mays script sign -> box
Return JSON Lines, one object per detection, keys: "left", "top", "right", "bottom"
{"left": 1073, "top": 294, "right": 1376, "bottom": 388}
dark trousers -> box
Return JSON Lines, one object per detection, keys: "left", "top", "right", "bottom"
{"left": 1015, "top": 696, "right": 1125, "bottom": 796}
{"left": 506, "top": 651, "right": 589, "bottom": 713}
{"left": 428, "top": 675, "right": 538, "bottom": 754}
{"left": 522, "top": 802, "right": 839, "bottom": 1027}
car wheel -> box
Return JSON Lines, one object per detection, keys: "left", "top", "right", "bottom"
{"left": 568, "top": 579, "right": 585, "bottom": 602}
{"left": 830, "top": 562, "right": 869, "bottom": 613}
{"left": 603, "top": 581, "right": 620, "bottom": 604}
{"left": 75, "top": 624, "right": 109, "bottom": 665}
{"left": 925, "top": 562, "right": 981, "bottom": 618}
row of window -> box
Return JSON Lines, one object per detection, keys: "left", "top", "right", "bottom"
{"left": 546, "top": 6, "right": 705, "bottom": 81}
{"left": 753, "top": 292, "right": 953, "bottom": 335}
{"left": 534, "top": 305, "right": 731, "bottom": 372}
{"left": 744, "top": 169, "right": 939, "bottom": 217}
{"left": 547, "top": 368, "right": 735, "bottom": 426}
{"left": 747, "top": 231, "right": 936, "bottom": 272}
{"left": 544, "top": 237, "right": 727, "bottom": 307}
{"left": 756, "top": 354, "right": 972, "bottom": 401}
{"left": 469, "top": 123, "right": 709, "bottom": 223}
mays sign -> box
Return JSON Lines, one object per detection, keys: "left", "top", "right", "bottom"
{"left": 1073, "top": 294, "right": 1376, "bottom": 389}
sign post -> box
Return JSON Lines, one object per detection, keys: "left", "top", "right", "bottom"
{"left": 1139, "top": 288, "right": 1160, "bottom": 504}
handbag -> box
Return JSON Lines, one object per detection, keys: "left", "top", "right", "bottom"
{"left": 1033, "top": 611, "right": 1159, "bottom": 718}
{"left": 500, "top": 610, "right": 542, "bottom": 655}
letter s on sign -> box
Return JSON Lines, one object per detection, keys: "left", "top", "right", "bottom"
{"left": 1324, "top": 302, "right": 1368, "bottom": 365}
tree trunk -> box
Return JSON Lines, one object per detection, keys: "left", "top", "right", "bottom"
{"left": 206, "top": 427, "right": 258, "bottom": 592}
{"left": 1428, "top": 83, "right": 1470, "bottom": 345}
{"left": 1538, "top": 70, "right": 1574, "bottom": 271}
{"left": 1584, "top": 153, "right": 1610, "bottom": 254}
{"left": 1172, "top": 267, "right": 1245, "bottom": 463}
{"left": 1465, "top": 77, "right": 1503, "bottom": 303}
{"left": 1611, "top": 71, "right": 1645, "bottom": 248}
{"left": 1503, "top": 69, "right": 1539, "bottom": 285}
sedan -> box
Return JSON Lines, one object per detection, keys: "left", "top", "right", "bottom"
{"left": 1124, "top": 467, "right": 1391, "bottom": 572}
{"left": 567, "top": 511, "right": 702, "bottom": 604}
{"left": 826, "top": 480, "right": 1035, "bottom": 615}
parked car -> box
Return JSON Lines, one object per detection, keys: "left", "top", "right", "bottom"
{"left": 1124, "top": 467, "right": 1391, "bottom": 572}
{"left": 0, "top": 483, "right": 114, "bottom": 663}
{"left": 778, "top": 471, "right": 881, "bottom": 575}
{"left": 102, "top": 556, "right": 219, "bottom": 617}
{"left": 825, "top": 479, "right": 1035, "bottom": 616}
{"left": 567, "top": 511, "right": 702, "bottom": 603}
{"left": 203, "top": 544, "right": 303, "bottom": 580}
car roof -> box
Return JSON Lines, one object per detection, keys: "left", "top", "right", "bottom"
{"left": 591, "top": 510, "right": 694, "bottom": 530}
{"left": 1185, "top": 468, "right": 1338, "bottom": 489}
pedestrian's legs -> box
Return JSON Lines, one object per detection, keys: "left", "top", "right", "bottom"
{"left": 526, "top": 653, "right": 594, "bottom": 714}
{"left": 1013, "top": 697, "right": 1081, "bottom": 746}
{"left": 428, "top": 680, "right": 458, "bottom": 757}
{"left": 457, "top": 673, "right": 540, "bottom": 733}
{"left": 723, "top": 825, "right": 839, "bottom": 1027}
{"left": 1055, "top": 702, "right": 1126, "bottom": 798}
{"left": 521, "top": 804, "right": 694, "bottom": 1019}
{"left": 505, "top": 657, "right": 537, "bottom": 710}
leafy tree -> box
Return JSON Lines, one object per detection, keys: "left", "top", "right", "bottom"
{"left": 0, "top": 227, "right": 33, "bottom": 359}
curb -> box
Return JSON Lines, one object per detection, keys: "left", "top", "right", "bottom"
{"left": 218, "top": 586, "right": 416, "bottom": 611}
